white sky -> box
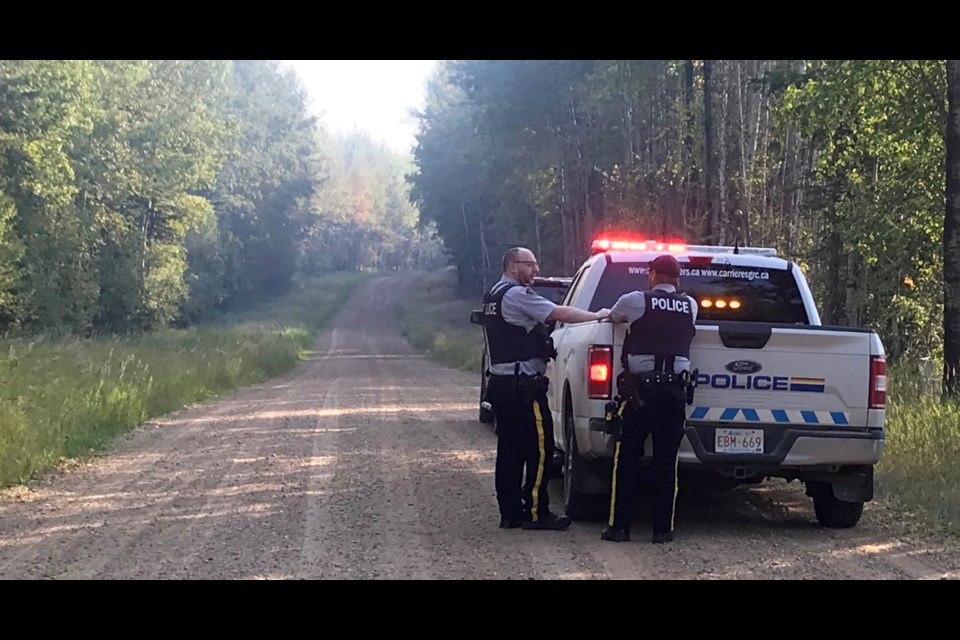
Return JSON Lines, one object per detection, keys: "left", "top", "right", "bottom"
{"left": 282, "top": 60, "right": 439, "bottom": 156}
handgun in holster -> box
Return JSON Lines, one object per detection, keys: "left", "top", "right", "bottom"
{"left": 685, "top": 368, "right": 699, "bottom": 405}
{"left": 616, "top": 370, "right": 644, "bottom": 410}
{"left": 603, "top": 397, "right": 627, "bottom": 437}
{"left": 517, "top": 372, "right": 548, "bottom": 405}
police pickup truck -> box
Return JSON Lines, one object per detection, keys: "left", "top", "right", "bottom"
{"left": 548, "top": 238, "right": 887, "bottom": 528}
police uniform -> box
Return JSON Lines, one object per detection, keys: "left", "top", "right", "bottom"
{"left": 603, "top": 256, "right": 698, "bottom": 543}
{"left": 483, "top": 276, "right": 570, "bottom": 530}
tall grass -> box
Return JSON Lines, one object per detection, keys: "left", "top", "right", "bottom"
{"left": 876, "top": 362, "right": 960, "bottom": 536}
{"left": 0, "top": 272, "right": 367, "bottom": 489}
{"left": 399, "top": 268, "right": 484, "bottom": 373}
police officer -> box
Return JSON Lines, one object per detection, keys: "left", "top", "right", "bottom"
{"left": 484, "top": 247, "right": 610, "bottom": 530}
{"left": 601, "top": 253, "right": 697, "bottom": 544}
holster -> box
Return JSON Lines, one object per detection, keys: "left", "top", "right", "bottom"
{"left": 685, "top": 368, "right": 699, "bottom": 405}
{"left": 516, "top": 374, "right": 549, "bottom": 405}
{"left": 603, "top": 398, "right": 627, "bottom": 436}
{"left": 615, "top": 371, "right": 643, "bottom": 410}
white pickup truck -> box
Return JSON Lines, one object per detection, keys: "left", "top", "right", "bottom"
{"left": 547, "top": 239, "right": 887, "bottom": 528}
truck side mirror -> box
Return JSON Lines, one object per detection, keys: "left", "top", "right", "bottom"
{"left": 470, "top": 310, "right": 483, "bottom": 325}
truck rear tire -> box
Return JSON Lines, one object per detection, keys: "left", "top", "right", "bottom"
{"left": 808, "top": 481, "right": 864, "bottom": 528}
{"left": 562, "top": 402, "right": 609, "bottom": 522}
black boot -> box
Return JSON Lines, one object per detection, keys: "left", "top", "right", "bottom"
{"left": 601, "top": 526, "right": 631, "bottom": 542}
{"left": 651, "top": 531, "right": 674, "bottom": 544}
{"left": 521, "top": 513, "right": 571, "bottom": 530}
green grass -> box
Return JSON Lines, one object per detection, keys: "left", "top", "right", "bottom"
{"left": 401, "top": 269, "right": 960, "bottom": 539}
{"left": 876, "top": 363, "right": 960, "bottom": 537}
{"left": 0, "top": 272, "right": 367, "bottom": 489}
{"left": 398, "top": 268, "right": 484, "bottom": 373}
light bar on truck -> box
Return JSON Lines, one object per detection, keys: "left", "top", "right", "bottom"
{"left": 683, "top": 244, "right": 778, "bottom": 256}
{"left": 591, "top": 238, "right": 686, "bottom": 254}
{"left": 591, "top": 238, "right": 776, "bottom": 256}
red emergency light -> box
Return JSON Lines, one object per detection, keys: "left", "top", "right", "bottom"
{"left": 591, "top": 237, "right": 687, "bottom": 254}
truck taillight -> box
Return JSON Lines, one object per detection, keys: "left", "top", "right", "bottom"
{"left": 588, "top": 345, "right": 612, "bottom": 399}
{"left": 869, "top": 356, "right": 887, "bottom": 409}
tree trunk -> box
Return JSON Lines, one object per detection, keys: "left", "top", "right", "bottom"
{"left": 479, "top": 221, "right": 491, "bottom": 291}
{"left": 558, "top": 157, "right": 574, "bottom": 273}
{"left": 624, "top": 94, "right": 634, "bottom": 169}
{"left": 783, "top": 128, "right": 804, "bottom": 256}
{"left": 745, "top": 60, "right": 764, "bottom": 246}
{"left": 823, "top": 223, "right": 845, "bottom": 325}
{"left": 944, "top": 60, "right": 960, "bottom": 397}
{"left": 569, "top": 103, "right": 588, "bottom": 261}
{"left": 844, "top": 251, "right": 862, "bottom": 328}
{"left": 682, "top": 60, "right": 696, "bottom": 234}
{"left": 758, "top": 97, "right": 770, "bottom": 246}
{"left": 738, "top": 61, "right": 749, "bottom": 245}
{"left": 717, "top": 62, "right": 730, "bottom": 244}
{"left": 704, "top": 60, "right": 719, "bottom": 243}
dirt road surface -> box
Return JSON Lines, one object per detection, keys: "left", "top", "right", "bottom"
{"left": 2, "top": 274, "right": 958, "bottom": 579}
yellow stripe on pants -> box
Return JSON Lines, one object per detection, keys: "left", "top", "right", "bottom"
{"left": 608, "top": 440, "right": 621, "bottom": 526}
{"left": 670, "top": 452, "right": 679, "bottom": 531}
{"left": 531, "top": 399, "right": 546, "bottom": 521}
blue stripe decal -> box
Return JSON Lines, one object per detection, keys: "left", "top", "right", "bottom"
{"left": 691, "top": 408, "right": 848, "bottom": 425}
{"left": 719, "top": 408, "right": 740, "bottom": 421}
{"left": 790, "top": 384, "right": 825, "bottom": 393}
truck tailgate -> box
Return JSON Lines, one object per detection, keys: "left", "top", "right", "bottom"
{"left": 613, "top": 322, "right": 875, "bottom": 428}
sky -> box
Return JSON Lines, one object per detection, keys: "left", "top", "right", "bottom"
{"left": 281, "top": 60, "right": 439, "bottom": 156}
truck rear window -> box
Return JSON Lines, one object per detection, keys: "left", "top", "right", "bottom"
{"left": 532, "top": 284, "right": 569, "bottom": 304}
{"left": 588, "top": 262, "right": 809, "bottom": 324}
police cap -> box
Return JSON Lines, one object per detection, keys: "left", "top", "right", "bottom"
{"left": 649, "top": 254, "right": 681, "bottom": 278}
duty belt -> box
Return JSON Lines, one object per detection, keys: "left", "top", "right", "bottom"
{"left": 634, "top": 370, "right": 694, "bottom": 387}
{"left": 616, "top": 367, "right": 699, "bottom": 409}
{"left": 489, "top": 364, "right": 549, "bottom": 399}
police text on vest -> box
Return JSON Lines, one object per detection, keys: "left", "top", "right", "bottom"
{"left": 651, "top": 297, "right": 690, "bottom": 313}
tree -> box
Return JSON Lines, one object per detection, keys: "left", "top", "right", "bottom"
{"left": 199, "top": 60, "right": 321, "bottom": 313}
{"left": 945, "top": 60, "right": 960, "bottom": 396}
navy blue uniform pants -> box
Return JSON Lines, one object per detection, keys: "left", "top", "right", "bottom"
{"left": 486, "top": 376, "right": 554, "bottom": 524}
{"left": 607, "top": 390, "right": 687, "bottom": 535}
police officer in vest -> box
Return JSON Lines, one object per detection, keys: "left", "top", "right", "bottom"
{"left": 602, "top": 253, "right": 697, "bottom": 544}
{"left": 484, "top": 247, "right": 610, "bottom": 530}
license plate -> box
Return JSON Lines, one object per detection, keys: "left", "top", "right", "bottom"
{"left": 715, "top": 428, "right": 763, "bottom": 454}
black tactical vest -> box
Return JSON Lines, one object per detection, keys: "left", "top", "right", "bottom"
{"left": 482, "top": 282, "right": 552, "bottom": 366}
{"left": 623, "top": 289, "right": 696, "bottom": 363}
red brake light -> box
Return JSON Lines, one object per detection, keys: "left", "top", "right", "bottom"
{"left": 588, "top": 345, "right": 613, "bottom": 399}
{"left": 590, "top": 363, "right": 610, "bottom": 382}
{"left": 687, "top": 256, "right": 713, "bottom": 264}
{"left": 869, "top": 356, "right": 887, "bottom": 409}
